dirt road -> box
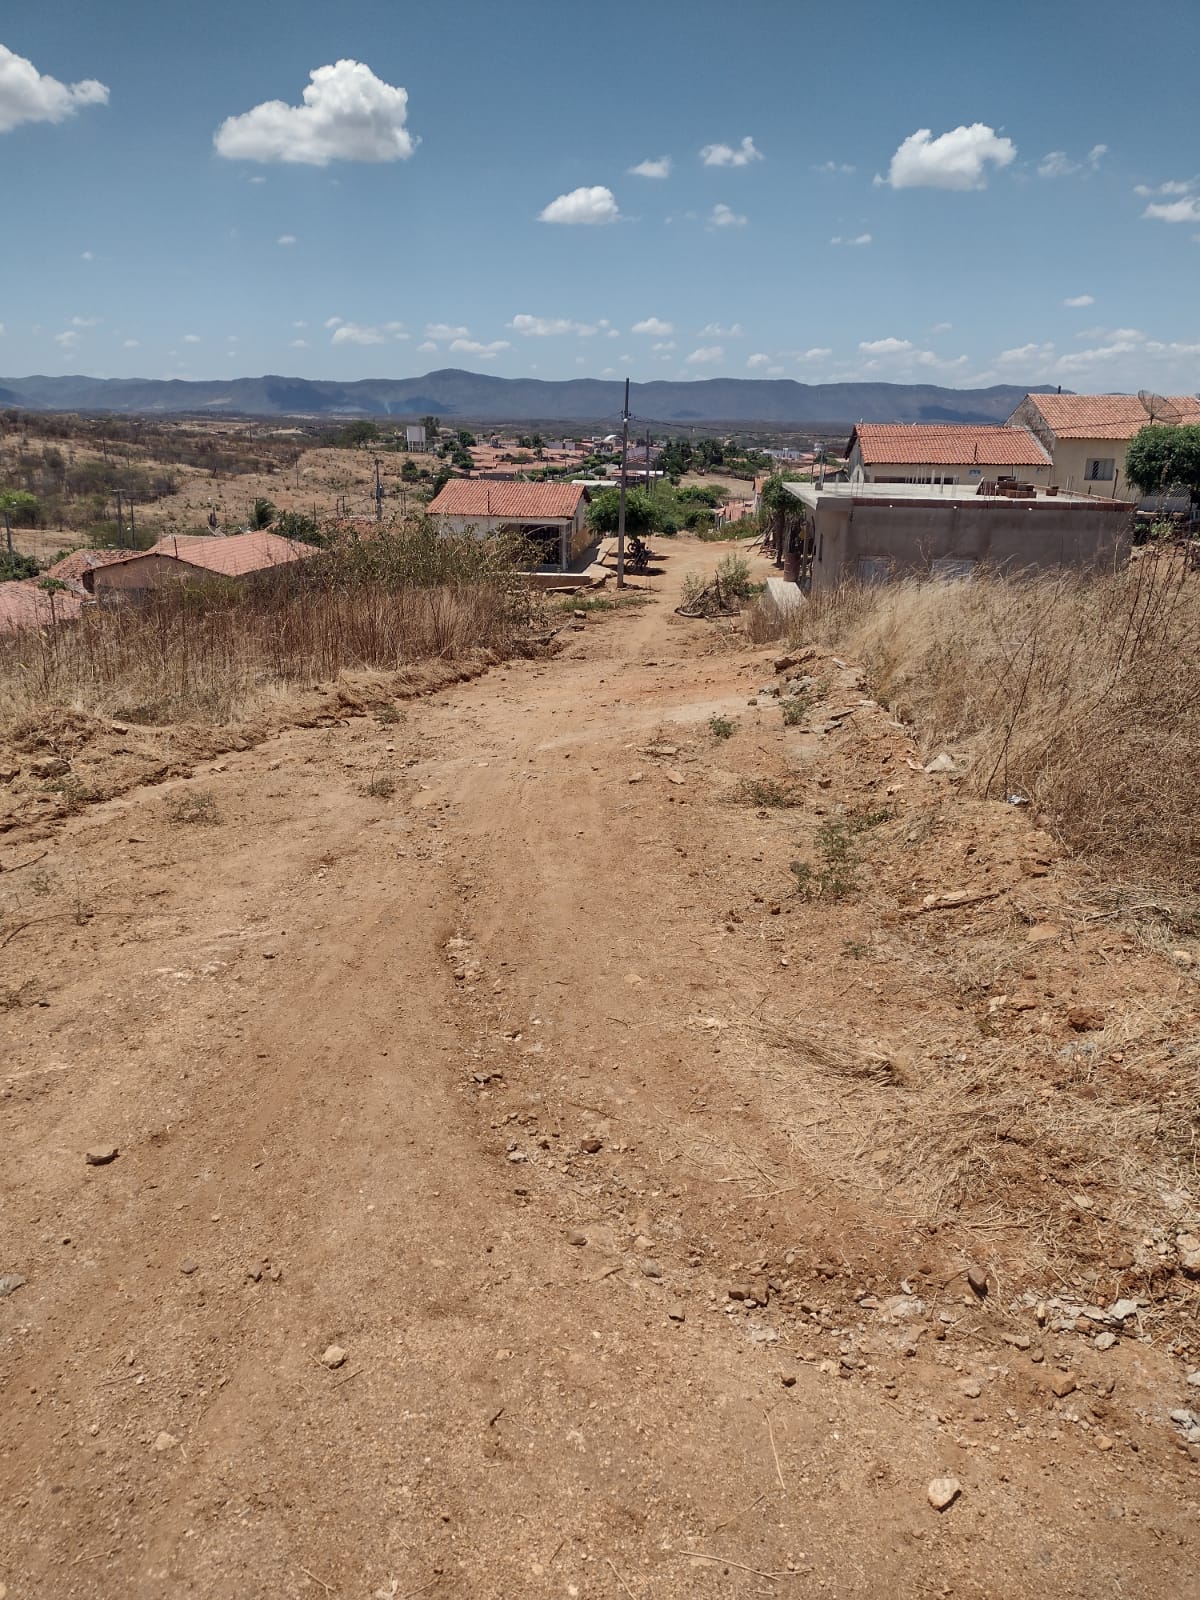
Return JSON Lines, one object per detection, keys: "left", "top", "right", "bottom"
{"left": 2, "top": 538, "right": 1198, "bottom": 1598}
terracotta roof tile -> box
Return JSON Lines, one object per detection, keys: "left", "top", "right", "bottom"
{"left": 1025, "top": 393, "right": 1200, "bottom": 439}
{"left": 850, "top": 424, "right": 1050, "bottom": 467}
{"left": 147, "top": 531, "right": 314, "bottom": 576}
{"left": 0, "top": 579, "right": 85, "bottom": 634}
{"left": 93, "top": 531, "right": 316, "bottom": 581}
{"left": 45, "top": 548, "right": 137, "bottom": 583}
{"left": 427, "top": 481, "right": 588, "bottom": 520}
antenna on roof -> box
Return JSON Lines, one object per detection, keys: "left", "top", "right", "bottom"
{"left": 1139, "top": 390, "right": 1180, "bottom": 425}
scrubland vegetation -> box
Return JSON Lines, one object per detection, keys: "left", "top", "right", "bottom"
{"left": 752, "top": 554, "right": 1200, "bottom": 899}
{"left": 0, "top": 524, "right": 531, "bottom": 726}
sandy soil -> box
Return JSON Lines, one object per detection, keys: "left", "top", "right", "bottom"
{"left": 2, "top": 537, "right": 1198, "bottom": 1599}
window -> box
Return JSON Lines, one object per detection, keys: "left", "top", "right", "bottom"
{"left": 1084, "top": 457, "right": 1115, "bottom": 482}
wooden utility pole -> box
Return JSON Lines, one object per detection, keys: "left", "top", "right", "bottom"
{"left": 127, "top": 494, "right": 135, "bottom": 543}
{"left": 644, "top": 429, "right": 652, "bottom": 492}
{"left": 374, "top": 456, "right": 384, "bottom": 521}
{"left": 616, "top": 378, "right": 630, "bottom": 588}
{"left": 114, "top": 489, "right": 125, "bottom": 546}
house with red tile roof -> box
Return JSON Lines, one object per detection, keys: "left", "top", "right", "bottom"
{"left": 87, "top": 530, "right": 315, "bottom": 600}
{"left": 845, "top": 423, "right": 1051, "bottom": 488}
{"left": 426, "top": 480, "right": 593, "bottom": 570}
{"left": 1008, "top": 392, "right": 1200, "bottom": 499}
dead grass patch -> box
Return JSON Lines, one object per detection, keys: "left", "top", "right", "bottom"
{"left": 765, "top": 559, "right": 1200, "bottom": 899}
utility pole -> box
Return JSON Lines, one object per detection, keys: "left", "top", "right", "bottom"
{"left": 644, "top": 429, "right": 652, "bottom": 493}
{"left": 3, "top": 507, "right": 11, "bottom": 555}
{"left": 114, "top": 489, "right": 125, "bottom": 546}
{"left": 616, "top": 377, "right": 630, "bottom": 587}
{"left": 127, "top": 494, "right": 135, "bottom": 543}
{"left": 374, "top": 456, "right": 384, "bottom": 522}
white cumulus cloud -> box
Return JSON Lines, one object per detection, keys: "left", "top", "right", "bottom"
{"left": 685, "top": 346, "right": 724, "bottom": 365}
{"left": 831, "top": 232, "right": 872, "bottom": 246}
{"left": 538, "top": 185, "right": 619, "bottom": 225}
{"left": 183, "top": 334, "right": 201, "bottom": 343}
{"left": 746, "top": 353, "right": 771, "bottom": 368}
{"left": 330, "top": 320, "right": 408, "bottom": 346}
{"left": 816, "top": 160, "right": 856, "bottom": 175}
{"left": 277, "top": 233, "right": 297, "bottom": 245}
{"left": 880, "top": 123, "right": 1016, "bottom": 190}
{"left": 1063, "top": 294, "right": 1095, "bottom": 307}
{"left": 450, "top": 338, "right": 511, "bottom": 359}
{"left": 1134, "top": 179, "right": 1192, "bottom": 197}
{"left": 213, "top": 60, "right": 418, "bottom": 166}
{"left": 1143, "top": 196, "right": 1200, "bottom": 223}
{"left": 54, "top": 329, "right": 82, "bottom": 351}
{"left": 290, "top": 338, "right": 308, "bottom": 348}
{"left": 700, "top": 136, "right": 763, "bottom": 168}
{"left": 858, "top": 337, "right": 912, "bottom": 355}
{"left": 632, "top": 317, "right": 674, "bottom": 336}
{"left": 417, "top": 340, "right": 438, "bottom": 353}
{"left": 629, "top": 155, "right": 671, "bottom": 178}
{"left": 425, "top": 322, "right": 470, "bottom": 340}
{"left": 701, "top": 322, "right": 743, "bottom": 336}
{"left": 509, "top": 314, "right": 597, "bottom": 336}
{"left": 1038, "top": 143, "right": 1107, "bottom": 179}
{"left": 799, "top": 348, "right": 833, "bottom": 360}
{"left": 709, "top": 203, "right": 747, "bottom": 228}
{"left": 0, "top": 43, "right": 108, "bottom": 134}
{"left": 122, "top": 338, "right": 139, "bottom": 348}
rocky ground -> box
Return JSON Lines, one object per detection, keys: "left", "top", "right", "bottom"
{"left": 1, "top": 536, "right": 1198, "bottom": 1599}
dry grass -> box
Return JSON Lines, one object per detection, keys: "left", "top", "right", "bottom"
{"left": 0, "top": 525, "right": 531, "bottom": 727}
{"left": 757, "top": 557, "right": 1200, "bottom": 896}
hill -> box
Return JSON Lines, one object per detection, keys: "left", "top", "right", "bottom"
{"left": 0, "top": 369, "right": 1055, "bottom": 426}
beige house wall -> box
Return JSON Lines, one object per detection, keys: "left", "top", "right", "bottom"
{"left": 432, "top": 505, "right": 592, "bottom": 569}
{"left": 90, "top": 554, "right": 195, "bottom": 595}
{"left": 1007, "top": 397, "right": 1137, "bottom": 499}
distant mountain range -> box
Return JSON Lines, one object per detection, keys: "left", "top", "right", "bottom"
{"left": 0, "top": 369, "right": 1058, "bottom": 426}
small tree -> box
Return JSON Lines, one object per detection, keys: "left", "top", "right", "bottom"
{"left": 248, "top": 497, "right": 277, "bottom": 530}
{"left": 274, "top": 509, "right": 322, "bottom": 544}
{"left": 0, "top": 488, "right": 41, "bottom": 527}
{"left": 420, "top": 414, "right": 440, "bottom": 444}
{"left": 0, "top": 549, "right": 39, "bottom": 581}
{"left": 1125, "top": 424, "right": 1200, "bottom": 504}
{"left": 586, "top": 487, "right": 661, "bottom": 538}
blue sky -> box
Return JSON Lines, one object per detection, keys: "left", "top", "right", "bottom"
{"left": 2, "top": 0, "right": 1199, "bottom": 394}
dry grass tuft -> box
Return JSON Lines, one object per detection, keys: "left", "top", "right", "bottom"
{"left": 768, "top": 557, "right": 1200, "bottom": 896}
{"left": 0, "top": 525, "right": 532, "bottom": 730}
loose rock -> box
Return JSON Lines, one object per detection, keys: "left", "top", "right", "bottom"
{"left": 85, "top": 1146, "right": 119, "bottom": 1166}
{"left": 640, "top": 1259, "right": 664, "bottom": 1280}
{"left": 579, "top": 1136, "right": 603, "bottom": 1154}
{"left": 179, "top": 1260, "right": 198, "bottom": 1276}
{"left": 966, "top": 1265, "right": 988, "bottom": 1297}
{"left": 1094, "top": 1331, "right": 1117, "bottom": 1351}
{"left": 566, "top": 1230, "right": 587, "bottom": 1247}
{"left": 1177, "top": 1234, "right": 1200, "bottom": 1278}
{"left": 321, "top": 1344, "right": 347, "bottom": 1369}
{"left": 1049, "top": 1371, "right": 1077, "bottom": 1398}
{"left": 928, "top": 1477, "right": 962, "bottom": 1511}
{"left": 957, "top": 1377, "right": 983, "bottom": 1399}
{"left": 153, "top": 1431, "right": 178, "bottom": 1452}
{"left": 0, "top": 1273, "right": 28, "bottom": 1298}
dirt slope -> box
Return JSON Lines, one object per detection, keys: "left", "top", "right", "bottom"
{"left": 2, "top": 538, "right": 1198, "bottom": 1600}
